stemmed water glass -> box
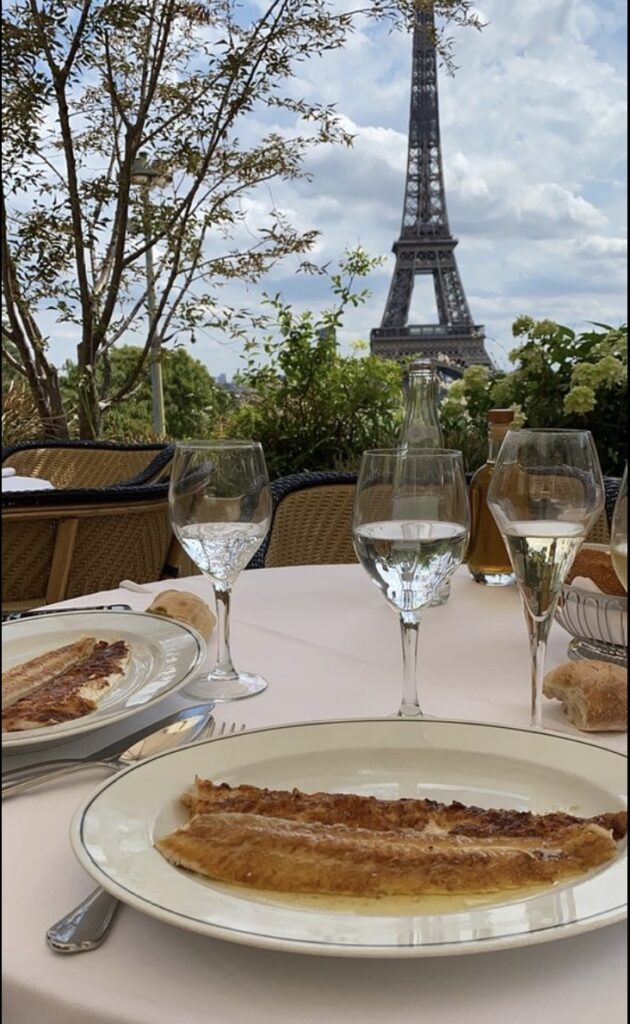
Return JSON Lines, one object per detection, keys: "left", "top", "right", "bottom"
{"left": 487, "top": 429, "right": 605, "bottom": 729}
{"left": 610, "top": 465, "right": 627, "bottom": 592}
{"left": 169, "top": 440, "right": 272, "bottom": 701}
{"left": 352, "top": 448, "right": 470, "bottom": 718}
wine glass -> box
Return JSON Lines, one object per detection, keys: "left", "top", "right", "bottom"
{"left": 610, "top": 465, "right": 627, "bottom": 592}
{"left": 487, "top": 429, "right": 605, "bottom": 729}
{"left": 352, "top": 448, "right": 469, "bottom": 718}
{"left": 169, "top": 440, "right": 272, "bottom": 701}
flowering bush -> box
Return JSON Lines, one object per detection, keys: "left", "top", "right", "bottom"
{"left": 441, "top": 319, "right": 627, "bottom": 476}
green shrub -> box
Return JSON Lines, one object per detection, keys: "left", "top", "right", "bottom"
{"left": 222, "top": 250, "right": 404, "bottom": 477}
{"left": 441, "top": 319, "right": 627, "bottom": 476}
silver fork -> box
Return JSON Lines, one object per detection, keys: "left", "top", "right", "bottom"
{"left": 46, "top": 721, "right": 245, "bottom": 954}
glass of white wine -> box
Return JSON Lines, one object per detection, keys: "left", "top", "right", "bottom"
{"left": 352, "top": 448, "right": 469, "bottom": 718}
{"left": 169, "top": 440, "right": 271, "bottom": 701}
{"left": 487, "top": 429, "right": 605, "bottom": 729}
{"left": 610, "top": 465, "right": 627, "bottom": 592}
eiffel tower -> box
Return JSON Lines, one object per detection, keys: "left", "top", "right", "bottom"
{"left": 371, "top": 9, "right": 492, "bottom": 368}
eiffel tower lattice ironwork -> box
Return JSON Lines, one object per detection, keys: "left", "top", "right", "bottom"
{"left": 371, "top": 10, "right": 493, "bottom": 368}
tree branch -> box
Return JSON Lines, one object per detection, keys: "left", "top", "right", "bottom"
{"left": 61, "top": 0, "right": 94, "bottom": 81}
{"left": 1, "top": 339, "right": 30, "bottom": 379}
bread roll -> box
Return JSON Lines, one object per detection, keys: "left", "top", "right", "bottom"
{"left": 147, "top": 590, "right": 216, "bottom": 640}
{"left": 543, "top": 660, "right": 627, "bottom": 732}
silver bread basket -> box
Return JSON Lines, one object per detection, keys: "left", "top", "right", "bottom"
{"left": 555, "top": 585, "right": 627, "bottom": 667}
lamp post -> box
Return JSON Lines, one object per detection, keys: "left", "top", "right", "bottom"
{"left": 130, "top": 152, "right": 171, "bottom": 437}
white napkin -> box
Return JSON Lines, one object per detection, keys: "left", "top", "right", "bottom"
{"left": 2, "top": 467, "right": 16, "bottom": 478}
{"left": 568, "top": 575, "right": 603, "bottom": 594}
{"left": 1, "top": 475, "right": 54, "bottom": 492}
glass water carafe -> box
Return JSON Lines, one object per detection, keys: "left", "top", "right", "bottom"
{"left": 400, "top": 361, "right": 444, "bottom": 449}
{"left": 399, "top": 360, "right": 450, "bottom": 606}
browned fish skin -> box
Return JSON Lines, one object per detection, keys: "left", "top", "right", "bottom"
{"left": 156, "top": 812, "right": 619, "bottom": 896}
{"left": 2, "top": 637, "right": 98, "bottom": 710}
{"left": 183, "top": 780, "right": 629, "bottom": 843}
{"left": 2, "top": 640, "right": 130, "bottom": 731}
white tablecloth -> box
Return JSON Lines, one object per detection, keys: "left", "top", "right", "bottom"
{"left": 2, "top": 566, "right": 627, "bottom": 1024}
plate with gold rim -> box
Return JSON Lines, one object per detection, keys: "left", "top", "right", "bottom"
{"left": 70, "top": 717, "right": 627, "bottom": 958}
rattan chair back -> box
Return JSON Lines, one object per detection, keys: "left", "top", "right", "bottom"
{"left": 586, "top": 509, "right": 610, "bottom": 545}
{"left": 2, "top": 441, "right": 174, "bottom": 489}
{"left": 247, "top": 471, "right": 621, "bottom": 571}
{"left": 2, "top": 483, "right": 187, "bottom": 612}
{"left": 248, "top": 472, "right": 358, "bottom": 569}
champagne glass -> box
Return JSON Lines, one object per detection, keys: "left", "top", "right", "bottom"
{"left": 487, "top": 429, "right": 605, "bottom": 729}
{"left": 352, "top": 448, "right": 469, "bottom": 718}
{"left": 169, "top": 440, "right": 271, "bottom": 701}
{"left": 610, "top": 465, "right": 627, "bottom": 591}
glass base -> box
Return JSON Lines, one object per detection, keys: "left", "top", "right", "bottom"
{"left": 468, "top": 569, "right": 516, "bottom": 586}
{"left": 182, "top": 672, "right": 268, "bottom": 703}
{"left": 397, "top": 705, "right": 423, "bottom": 719}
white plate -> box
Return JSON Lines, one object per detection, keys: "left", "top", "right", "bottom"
{"left": 71, "top": 718, "right": 627, "bottom": 958}
{"left": 2, "top": 611, "right": 205, "bottom": 752}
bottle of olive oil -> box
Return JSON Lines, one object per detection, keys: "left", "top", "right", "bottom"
{"left": 467, "top": 409, "right": 516, "bottom": 586}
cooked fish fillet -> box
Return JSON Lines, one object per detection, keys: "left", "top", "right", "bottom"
{"left": 2, "top": 637, "right": 98, "bottom": 710}
{"left": 156, "top": 812, "right": 619, "bottom": 896}
{"left": 183, "top": 780, "right": 629, "bottom": 842}
{"left": 2, "top": 640, "right": 130, "bottom": 732}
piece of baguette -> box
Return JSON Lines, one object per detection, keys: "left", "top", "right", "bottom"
{"left": 543, "top": 660, "right": 627, "bottom": 732}
{"left": 146, "top": 590, "right": 215, "bottom": 640}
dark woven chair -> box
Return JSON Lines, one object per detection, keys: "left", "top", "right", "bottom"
{"left": 248, "top": 471, "right": 359, "bottom": 569}
{"left": 2, "top": 482, "right": 187, "bottom": 612}
{"left": 246, "top": 470, "right": 622, "bottom": 571}
{"left": 2, "top": 440, "right": 175, "bottom": 490}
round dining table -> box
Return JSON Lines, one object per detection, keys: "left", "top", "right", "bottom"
{"left": 2, "top": 564, "right": 627, "bottom": 1024}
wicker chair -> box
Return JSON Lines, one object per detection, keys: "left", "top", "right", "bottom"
{"left": 2, "top": 482, "right": 187, "bottom": 612}
{"left": 246, "top": 471, "right": 621, "bottom": 571}
{"left": 248, "top": 472, "right": 359, "bottom": 569}
{"left": 1, "top": 440, "right": 175, "bottom": 490}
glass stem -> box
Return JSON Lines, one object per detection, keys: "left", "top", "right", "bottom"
{"left": 525, "top": 610, "right": 553, "bottom": 729}
{"left": 213, "top": 585, "right": 237, "bottom": 680}
{"left": 397, "top": 612, "right": 422, "bottom": 718}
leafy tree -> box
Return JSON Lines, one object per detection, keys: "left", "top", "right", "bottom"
{"left": 440, "top": 318, "right": 627, "bottom": 475}
{"left": 222, "top": 249, "right": 404, "bottom": 476}
{"left": 61, "top": 345, "right": 233, "bottom": 439}
{"left": 1, "top": 0, "right": 481, "bottom": 440}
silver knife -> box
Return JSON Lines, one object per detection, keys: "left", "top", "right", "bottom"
{"left": 2, "top": 703, "right": 215, "bottom": 796}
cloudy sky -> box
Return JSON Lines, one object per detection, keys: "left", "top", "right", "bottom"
{"left": 35, "top": 0, "right": 626, "bottom": 379}
{"left": 194, "top": 0, "right": 627, "bottom": 378}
